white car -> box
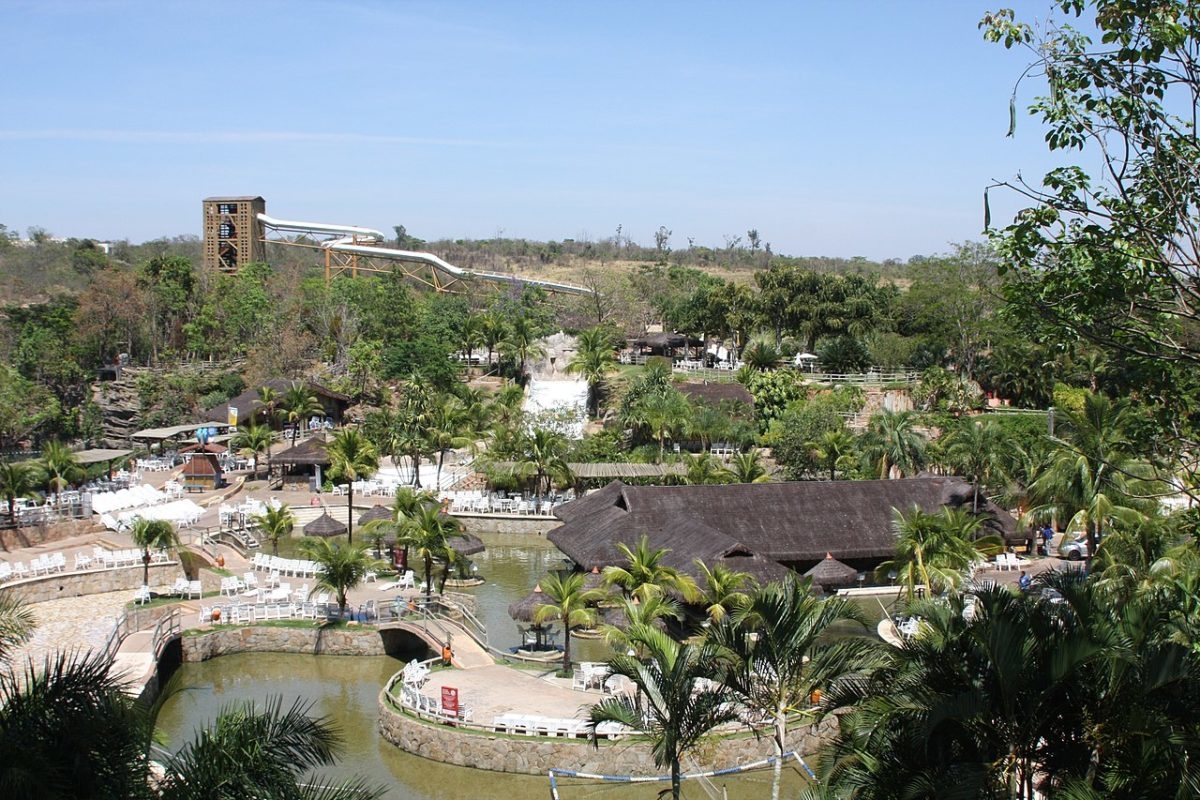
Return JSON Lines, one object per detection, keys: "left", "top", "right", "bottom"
{"left": 1058, "top": 535, "right": 1090, "bottom": 561}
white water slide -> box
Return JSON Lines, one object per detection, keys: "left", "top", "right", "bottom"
{"left": 257, "top": 213, "right": 591, "bottom": 295}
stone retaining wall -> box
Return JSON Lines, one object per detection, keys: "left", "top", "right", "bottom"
{"left": 378, "top": 696, "right": 836, "bottom": 776}
{"left": 8, "top": 562, "right": 179, "bottom": 604}
{"left": 455, "top": 515, "right": 559, "bottom": 536}
{"left": 181, "top": 625, "right": 392, "bottom": 661}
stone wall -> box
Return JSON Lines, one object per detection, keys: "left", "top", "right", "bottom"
{"left": 8, "top": 562, "right": 179, "bottom": 604}
{"left": 455, "top": 515, "right": 559, "bottom": 536}
{"left": 378, "top": 696, "right": 837, "bottom": 776}
{"left": 180, "top": 624, "right": 438, "bottom": 661}
{"left": 0, "top": 518, "right": 98, "bottom": 551}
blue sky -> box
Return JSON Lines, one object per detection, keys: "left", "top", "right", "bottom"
{"left": 0, "top": 1, "right": 1087, "bottom": 260}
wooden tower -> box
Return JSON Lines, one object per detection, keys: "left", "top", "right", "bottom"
{"left": 202, "top": 196, "right": 266, "bottom": 272}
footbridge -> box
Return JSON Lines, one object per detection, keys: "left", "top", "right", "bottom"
{"left": 257, "top": 212, "right": 591, "bottom": 295}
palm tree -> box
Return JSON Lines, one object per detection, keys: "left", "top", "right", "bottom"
{"left": 532, "top": 572, "right": 607, "bottom": 674}
{"left": 40, "top": 441, "right": 81, "bottom": 504}
{"left": 693, "top": 560, "right": 751, "bottom": 624}
{"left": 325, "top": 427, "right": 379, "bottom": 544}
{"left": 808, "top": 428, "right": 857, "bottom": 481}
{"left": 627, "top": 390, "right": 691, "bottom": 462}
{"left": 859, "top": 410, "right": 925, "bottom": 479}
{"left": 681, "top": 452, "right": 730, "bottom": 485}
{"left": 231, "top": 419, "right": 275, "bottom": 480}
{"left": 873, "top": 507, "right": 981, "bottom": 600}
{"left": 0, "top": 591, "right": 35, "bottom": 659}
{"left": 129, "top": 518, "right": 179, "bottom": 588}
{"left": 587, "top": 624, "right": 741, "bottom": 800}
{"left": 158, "top": 696, "right": 385, "bottom": 800}
{"left": 938, "top": 418, "right": 1012, "bottom": 513}
{"left": 1027, "top": 393, "right": 1156, "bottom": 557}
{"left": 299, "top": 538, "right": 380, "bottom": 619}
{"left": 566, "top": 326, "right": 618, "bottom": 418}
{"left": 395, "top": 374, "right": 435, "bottom": 487}
{"left": 426, "top": 395, "right": 474, "bottom": 490}
{"left": 0, "top": 460, "right": 42, "bottom": 528}
{"left": 479, "top": 311, "right": 509, "bottom": 374}
{"left": 459, "top": 312, "right": 484, "bottom": 375}
{"left": 256, "top": 384, "right": 282, "bottom": 427}
{"left": 500, "top": 315, "right": 545, "bottom": 383}
{"left": 251, "top": 503, "right": 295, "bottom": 556}
{"left": 398, "top": 504, "right": 465, "bottom": 601}
{"left": 708, "top": 575, "right": 877, "bottom": 800}
{"left": 510, "top": 427, "right": 571, "bottom": 512}
{"left": 603, "top": 534, "right": 699, "bottom": 602}
{"left": 726, "top": 449, "right": 772, "bottom": 483}
{"left": 600, "top": 592, "right": 685, "bottom": 658}
{"left": 281, "top": 381, "right": 324, "bottom": 448}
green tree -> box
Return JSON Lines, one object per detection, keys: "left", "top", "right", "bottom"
{"left": 726, "top": 449, "right": 772, "bottom": 483}
{"left": 587, "top": 625, "right": 741, "bottom": 800}
{"left": 507, "top": 427, "right": 571, "bottom": 511}
{"left": 708, "top": 575, "right": 876, "bottom": 800}
{"left": 281, "top": 381, "right": 324, "bottom": 448}
{"left": 808, "top": 428, "right": 858, "bottom": 482}
{"left": 602, "top": 535, "right": 699, "bottom": 602}
{"left": 937, "top": 418, "right": 1013, "bottom": 513}
{"left": 40, "top": 440, "right": 81, "bottom": 503}
{"left": 398, "top": 504, "right": 465, "bottom": 602}
{"left": 874, "top": 507, "right": 984, "bottom": 601}
{"left": 566, "top": 326, "right": 619, "bottom": 418}
{"left": 859, "top": 410, "right": 925, "bottom": 479}
{"left": 251, "top": 503, "right": 295, "bottom": 557}
{"left": 129, "top": 518, "right": 179, "bottom": 588}
{"left": 693, "top": 561, "right": 751, "bottom": 624}
{"left": 0, "top": 460, "right": 42, "bottom": 528}
{"left": 299, "top": 538, "right": 380, "bottom": 619}
{"left": 532, "top": 572, "right": 607, "bottom": 674}
{"left": 325, "top": 427, "right": 379, "bottom": 545}
{"left": 231, "top": 419, "right": 274, "bottom": 481}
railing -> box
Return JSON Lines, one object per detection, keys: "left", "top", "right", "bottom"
{"left": 149, "top": 608, "right": 182, "bottom": 660}
{"left": 421, "top": 597, "right": 489, "bottom": 651}
{"left": 99, "top": 609, "right": 135, "bottom": 665}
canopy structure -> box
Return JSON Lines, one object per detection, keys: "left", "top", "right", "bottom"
{"left": 130, "top": 423, "right": 229, "bottom": 445}
{"left": 358, "top": 505, "right": 393, "bottom": 526}
{"left": 509, "top": 583, "right": 555, "bottom": 650}
{"left": 73, "top": 448, "right": 133, "bottom": 466}
{"left": 453, "top": 533, "right": 486, "bottom": 557}
{"left": 803, "top": 552, "right": 860, "bottom": 589}
{"left": 304, "top": 512, "right": 346, "bottom": 538}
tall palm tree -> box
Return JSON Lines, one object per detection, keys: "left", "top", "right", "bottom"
{"left": 726, "top": 449, "right": 772, "bottom": 484}
{"left": 681, "top": 453, "right": 731, "bottom": 485}
{"left": 1027, "top": 393, "right": 1156, "bottom": 557}
{"left": 281, "top": 381, "right": 324, "bottom": 448}
{"left": 532, "top": 572, "right": 607, "bottom": 674}
{"left": 231, "top": 419, "right": 275, "bottom": 480}
{"left": 0, "top": 591, "right": 35, "bottom": 659}
{"left": 426, "top": 395, "right": 473, "bottom": 490}
{"left": 395, "top": 374, "right": 435, "bottom": 487}
{"left": 129, "top": 518, "right": 179, "bottom": 588}
{"left": 299, "top": 538, "right": 380, "bottom": 619}
{"left": 860, "top": 410, "right": 925, "bottom": 479}
{"left": 255, "top": 384, "right": 282, "bottom": 428}
{"left": 627, "top": 391, "right": 691, "bottom": 462}
{"left": 500, "top": 315, "right": 545, "bottom": 383}
{"left": 600, "top": 592, "right": 685, "bottom": 658}
{"left": 479, "top": 311, "right": 509, "bottom": 374}
{"left": 938, "top": 418, "right": 1012, "bottom": 513}
{"left": 693, "top": 561, "right": 751, "bottom": 624}
{"left": 874, "top": 507, "right": 981, "bottom": 600}
{"left": 0, "top": 460, "right": 42, "bottom": 528}
{"left": 708, "top": 575, "right": 877, "bottom": 800}
{"left": 325, "top": 427, "right": 379, "bottom": 545}
{"left": 40, "top": 441, "right": 81, "bottom": 504}
{"left": 808, "top": 428, "right": 857, "bottom": 481}
{"left": 510, "top": 427, "right": 571, "bottom": 512}
{"left": 251, "top": 503, "right": 295, "bottom": 556}
{"left": 603, "top": 534, "right": 699, "bottom": 602}
{"left": 398, "top": 505, "right": 465, "bottom": 601}
{"left": 587, "top": 624, "right": 741, "bottom": 800}
{"left": 459, "top": 312, "right": 484, "bottom": 375}
{"left": 566, "top": 326, "right": 618, "bottom": 418}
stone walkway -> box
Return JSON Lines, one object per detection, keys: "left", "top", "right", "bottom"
{"left": 7, "top": 589, "right": 130, "bottom": 666}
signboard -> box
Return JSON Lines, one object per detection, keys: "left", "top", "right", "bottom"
{"left": 440, "top": 686, "right": 459, "bottom": 718}
{"left": 228, "top": 405, "right": 238, "bottom": 427}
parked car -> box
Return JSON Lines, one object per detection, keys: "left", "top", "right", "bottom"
{"left": 1059, "top": 535, "right": 1090, "bottom": 561}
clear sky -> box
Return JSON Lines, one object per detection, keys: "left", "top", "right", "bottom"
{"left": 0, "top": 0, "right": 1084, "bottom": 261}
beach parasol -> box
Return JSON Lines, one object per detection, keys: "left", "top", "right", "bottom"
{"left": 357, "top": 504, "right": 393, "bottom": 526}
{"left": 803, "top": 552, "right": 859, "bottom": 589}
{"left": 304, "top": 511, "right": 347, "bottom": 538}
{"left": 509, "top": 583, "right": 554, "bottom": 650}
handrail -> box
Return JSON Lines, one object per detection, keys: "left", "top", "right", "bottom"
{"left": 99, "top": 609, "right": 134, "bottom": 665}
{"left": 149, "top": 608, "right": 181, "bottom": 660}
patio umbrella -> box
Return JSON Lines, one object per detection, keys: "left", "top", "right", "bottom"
{"left": 804, "top": 552, "right": 859, "bottom": 589}
{"left": 358, "top": 504, "right": 393, "bottom": 526}
{"left": 304, "top": 511, "right": 347, "bottom": 538}
{"left": 508, "top": 583, "right": 554, "bottom": 650}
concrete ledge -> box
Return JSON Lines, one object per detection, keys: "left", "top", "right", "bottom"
{"left": 377, "top": 694, "right": 835, "bottom": 776}
{"left": 7, "top": 562, "right": 180, "bottom": 604}
{"left": 455, "top": 516, "right": 559, "bottom": 536}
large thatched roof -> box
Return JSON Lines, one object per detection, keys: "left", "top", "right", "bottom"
{"left": 203, "top": 379, "right": 351, "bottom": 425}
{"left": 804, "top": 553, "right": 860, "bottom": 588}
{"left": 550, "top": 478, "right": 1016, "bottom": 577}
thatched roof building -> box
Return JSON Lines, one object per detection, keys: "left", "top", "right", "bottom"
{"left": 203, "top": 379, "right": 351, "bottom": 427}
{"left": 274, "top": 436, "right": 329, "bottom": 467}
{"left": 549, "top": 477, "right": 1016, "bottom": 578}
{"left": 305, "top": 512, "right": 346, "bottom": 538}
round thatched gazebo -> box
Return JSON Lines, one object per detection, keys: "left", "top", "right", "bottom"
{"left": 804, "top": 552, "right": 860, "bottom": 590}
{"left": 509, "top": 583, "right": 555, "bottom": 650}
{"left": 358, "top": 505, "right": 393, "bottom": 526}
{"left": 304, "top": 512, "right": 347, "bottom": 538}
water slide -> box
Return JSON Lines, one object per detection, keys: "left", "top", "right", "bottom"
{"left": 257, "top": 212, "right": 591, "bottom": 295}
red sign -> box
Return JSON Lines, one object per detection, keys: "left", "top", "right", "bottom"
{"left": 440, "top": 686, "right": 459, "bottom": 718}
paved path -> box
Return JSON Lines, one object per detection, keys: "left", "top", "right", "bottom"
{"left": 6, "top": 589, "right": 130, "bottom": 666}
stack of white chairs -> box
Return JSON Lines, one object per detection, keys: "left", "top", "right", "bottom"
{"left": 401, "top": 659, "right": 430, "bottom": 687}
{"left": 171, "top": 576, "right": 189, "bottom": 597}
{"left": 219, "top": 576, "right": 245, "bottom": 597}
{"left": 252, "top": 555, "right": 320, "bottom": 579}
{"left": 186, "top": 580, "right": 203, "bottom": 599}
{"left": 74, "top": 552, "right": 94, "bottom": 570}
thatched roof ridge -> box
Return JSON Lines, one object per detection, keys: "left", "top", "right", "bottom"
{"left": 550, "top": 477, "right": 1017, "bottom": 573}
{"left": 304, "top": 512, "right": 346, "bottom": 537}
{"left": 274, "top": 435, "right": 329, "bottom": 466}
